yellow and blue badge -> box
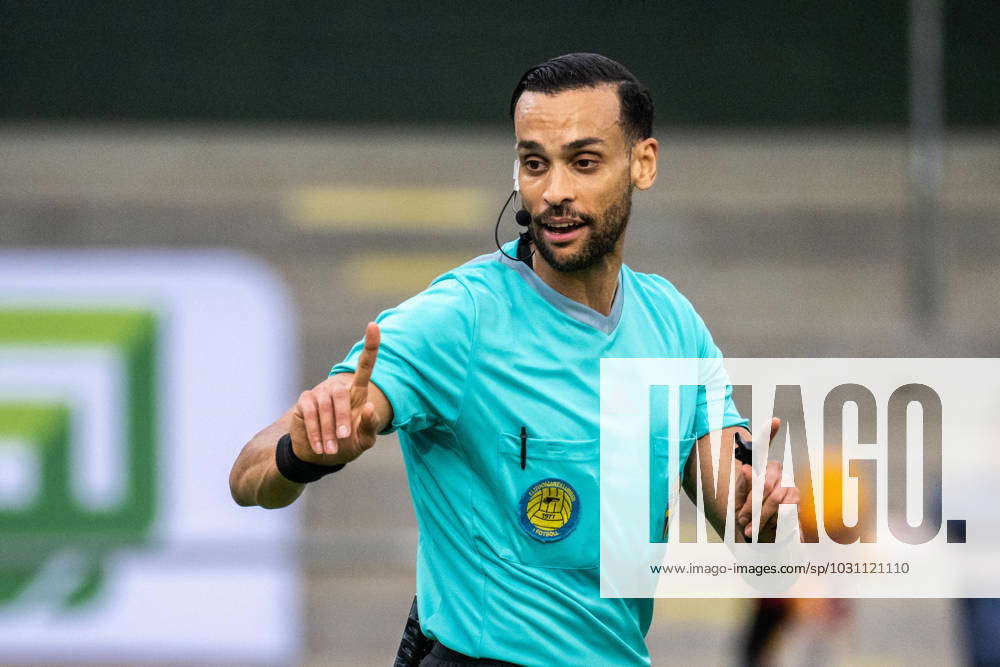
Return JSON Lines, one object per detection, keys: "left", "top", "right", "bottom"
{"left": 518, "top": 478, "right": 580, "bottom": 542}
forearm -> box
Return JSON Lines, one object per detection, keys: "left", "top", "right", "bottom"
{"left": 686, "top": 486, "right": 747, "bottom": 544}
{"left": 229, "top": 409, "right": 305, "bottom": 509}
{"left": 683, "top": 425, "right": 750, "bottom": 543}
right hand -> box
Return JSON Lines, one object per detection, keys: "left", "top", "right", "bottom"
{"left": 290, "top": 322, "right": 382, "bottom": 466}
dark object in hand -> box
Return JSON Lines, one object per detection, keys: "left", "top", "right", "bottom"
{"left": 734, "top": 431, "right": 753, "bottom": 466}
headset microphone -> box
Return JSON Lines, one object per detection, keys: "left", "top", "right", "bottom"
{"left": 494, "top": 159, "right": 534, "bottom": 263}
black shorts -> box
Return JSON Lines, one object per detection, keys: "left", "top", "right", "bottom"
{"left": 419, "top": 642, "right": 522, "bottom": 667}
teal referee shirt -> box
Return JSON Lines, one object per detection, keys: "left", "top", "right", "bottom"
{"left": 332, "top": 241, "right": 746, "bottom": 666}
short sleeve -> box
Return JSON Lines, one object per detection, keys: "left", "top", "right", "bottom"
{"left": 692, "top": 314, "right": 749, "bottom": 440}
{"left": 330, "top": 277, "right": 477, "bottom": 434}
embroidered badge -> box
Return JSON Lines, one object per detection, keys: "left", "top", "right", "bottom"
{"left": 518, "top": 478, "right": 580, "bottom": 542}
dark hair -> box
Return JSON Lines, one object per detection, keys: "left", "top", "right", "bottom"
{"left": 509, "top": 53, "right": 654, "bottom": 144}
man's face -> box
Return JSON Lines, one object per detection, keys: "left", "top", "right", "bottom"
{"left": 513, "top": 85, "right": 635, "bottom": 273}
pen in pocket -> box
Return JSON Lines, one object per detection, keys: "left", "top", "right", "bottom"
{"left": 520, "top": 426, "right": 527, "bottom": 470}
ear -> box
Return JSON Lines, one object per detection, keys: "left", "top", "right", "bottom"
{"left": 630, "top": 138, "right": 659, "bottom": 190}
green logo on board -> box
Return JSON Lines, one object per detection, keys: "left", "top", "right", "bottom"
{"left": 0, "top": 309, "right": 158, "bottom": 608}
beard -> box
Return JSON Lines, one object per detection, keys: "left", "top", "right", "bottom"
{"left": 530, "top": 180, "right": 633, "bottom": 273}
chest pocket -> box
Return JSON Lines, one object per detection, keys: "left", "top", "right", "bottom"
{"left": 493, "top": 432, "right": 599, "bottom": 570}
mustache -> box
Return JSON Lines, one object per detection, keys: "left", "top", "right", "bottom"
{"left": 532, "top": 205, "right": 596, "bottom": 226}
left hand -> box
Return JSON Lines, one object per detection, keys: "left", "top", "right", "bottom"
{"left": 734, "top": 417, "right": 801, "bottom": 541}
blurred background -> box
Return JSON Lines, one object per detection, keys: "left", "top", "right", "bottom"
{"left": 1, "top": 1, "right": 998, "bottom": 664}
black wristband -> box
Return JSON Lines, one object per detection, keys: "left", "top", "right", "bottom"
{"left": 274, "top": 433, "right": 345, "bottom": 484}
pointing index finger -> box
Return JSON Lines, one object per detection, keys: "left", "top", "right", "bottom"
{"left": 352, "top": 322, "right": 380, "bottom": 392}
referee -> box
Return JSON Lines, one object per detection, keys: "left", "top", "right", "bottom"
{"left": 230, "top": 53, "right": 798, "bottom": 666}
